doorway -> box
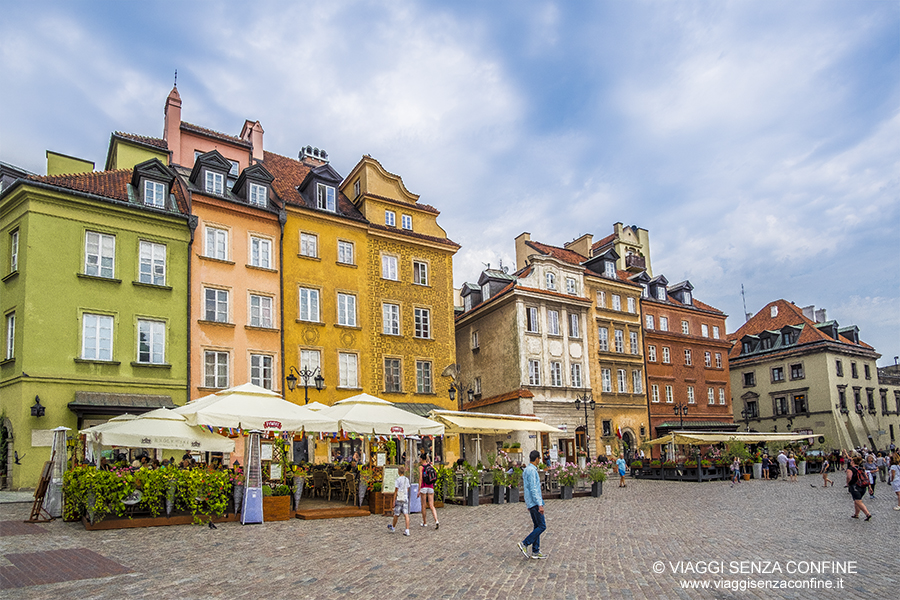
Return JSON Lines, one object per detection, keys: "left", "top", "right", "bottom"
{"left": 622, "top": 431, "right": 634, "bottom": 461}
{"left": 561, "top": 438, "right": 575, "bottom": 464}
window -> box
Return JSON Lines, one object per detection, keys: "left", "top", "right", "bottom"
{"left": 704, "top": 351, "right": 711, "bottom": 367}
{"left": 299, "top": 233, "right": 317, "bottom": 258}
{"left": 744, "top": 372, "right": 755, "bottom": 386}
{"left": 10, "top": 229, "right": 19, "bottom": 272}
{"left": 85, "top": 231, "right": 116, "bottom": 278}
{"left": 298, "top": 287, "right": 320, "bottom": 322}
{"left": 775, "top": 397, "right": 788, "bottom": 415}
{"left": 612, "top": 295, "right": 621, "bottom": 311}
{"left": 630, "top": 331, "right": 639, "bottom": 355}
{"left": 665, "top": 385, "right": 673, "bottom": 403}
{"left": 659, "top": 317, "right": 668, "bottom": 331}
{"left": 5, "top": 312, "right": 15, "bottom": 360}
{"left": 569, "top": 314, "right": 580, "bottom": 338}
{"left": 719, "top": 388, "right": 726, "bottom": 405}
{"left": 550, "top": 362, "right": 562, "bottom": 386}
{"left": 662, "top": 347, "right": 671, "bottom": 363}
{"left": 745, "top": 400, "right": 758, "bottom": 418}
{"left": 339, "top": 353, "right": 358, "bottom": 388}
{"left": 838, "top": 388, "right": 847, "bottom": 410}
{"left": 144, "top": 180, "right": 166, "bottom": 207}
{"left": 300, "top": 349, "right": 321, "bottom": 374}
{"left": 627, "top": 297, "right": 636, "bottom": 313}
{"left": 204, "top": 288, "right": 229, "bottom": 323}
{"left": 646, "top": 315, "right": 654, "bottom": 329}
{"left": 205, "top": 227, "right": 228, "bottom": 260}
{"left": 481, "top": 283, "right": 491, "bottom": 301}
{"left": 772, "top": 366, "right": 785, "bottom": 382}
{"left": 385, "top": 210, "right": 396, "bottom": 226}
{"left": 604, "top": 261, "right": 616, "bottom": 278}
{"left": 547, "top": 310, "right": 560, "bottom": 335}
{"left": 851, "top": 362, "right": 858, "bottom": 378}
{"left": 687, "top": 386, "right": 695, "bottom": 404}
{"left": 416, "top": 361, "right": 432, "bottom": 393}
{"left": 707, "top": 388, "right": 715, "bottom": 405}
{"left": 571, "top": 363, "right": 582, "bottom": 387}
{"left": 471, "top": 330, "right": 479, "bottom": 349}
{"left": 601, "top": 368, "right": 612, "bottom": 392}
{"left": 790, "top": 363, "right": 804, "bottom": 380}
{"left": 414, "top": 307, "right": 430, "bottom": 338}
{"left": 835, "top": 360, "right": 844, "bottom": 377}
{"left": 598, "top": 327, "right": 609, "bottom": 351}
{"left": 526, "top": 307, "right": 539, "bottom": 333}
{"left": 82, "top": 313, "right": 113, "bottom": 360}
{"left": 712, "top": 326, "right": 720, "bottom": 339}
{"left": 250, "top": 354, "right": 273, "bottom": 389}
{"left": 793, "top": 394, "right": 808, "bottom": 413}
{"left": 529, "top": 360, "right": 541, "bottom": 385}
{"left": 401, "top": 214, "right": 412, "bottom": 230}
{"left": 700, "top": 324, "right": 709, "bottom": 337}
{"left": 681, "top": 320, "right": 689, "bottom": 335}
{"left": 249, "top": 295, "right": 273, "bottom": 328}
{"left": 249, "top": 183, "right": 267, "bottom": 207}
{"left": 617, "top": 369, "right": 627, "bottom": 393}
{"left": 317, "top": 183, "right": 336, "bottom": 211}
{"left": 139, "top": 241, "right": 166, "bottom": 286}
{"left": 250, "top": 236, "right": 272, "bottom": 268}
{"left": 715, "top": 353, "right": 722, "bottom": 368}
{"left": 632, "top": 370, "right": 643, "bottom": 394}
{"left": 337, "top": 293, "right": 357, "bottom": 327}
{"left": 205, "top": 171, "right": 224, "bottom": 195}
{"left": 597, "top": 291, "right": 606, "bottom": 308}
{"left": 864, "top": 364, "right": 871, "bottom": 380}
{"left": 545, "top": 272, "right": 556, "bottom": 290}
{"left": 684, "top": 349, "right": 692, "bottom": 365}
{"left": 228, "top": 160, "right": 239, "bottom": 177}
{"left": 383, "top": 303, "right": 400, "bottom": 335}
{"left": 338, "top": 241, "right": 354, "bottom": 265}
{"left": 648, "top": 345, "right": 657, "bottom": 362}
{"left": 656, "top": 286, "right": 666, "bottom": 300}
{"left": 566, "top": 278, "right": 577, "bottom": 295}
{"left": 353, "top": 179, "right": 360, "bottom": 198}
{"left": 474, "top": 377, "right": 482, "bottom": 396}
{"left": 651, "top": 385, "right": 659, "bottom": 403}
{"left": 413, "top": 261, "right": 428, "bottom": 285}
{"left": 381, "top": 255, "right": 398, "bottom": 280}
{"left": 614, "top": 329, "right": 624, "bottom": 353}
{"left": 204, "top": 351, "right": 229, "bottom": 388}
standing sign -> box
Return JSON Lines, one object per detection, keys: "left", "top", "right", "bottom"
{"left": 377, "top": 452, "right": 386, "bottom": 467}
{"left": 382, "top": 467, "right": 399, "bottom": 494}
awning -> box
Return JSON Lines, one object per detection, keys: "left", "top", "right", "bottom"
{"left": 69, "top": 391, "right": 175, "bottom": 417}
{"left": 645, "top": 431, "right": 821, "bottom": 446}
{"left": 427, "top": 409, "right": 561, "bottom": 434}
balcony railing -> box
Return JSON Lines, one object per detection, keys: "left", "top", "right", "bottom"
{"left": 625, "top": 254, "right": 646, "bottom": 270}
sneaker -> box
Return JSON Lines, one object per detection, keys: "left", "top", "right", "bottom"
{"left": 530, "top": 552, "right": 548, "bottom": 560}
{"left": 892, "top": 506, "right": 900, "bottom": 511}
{"left": 387, "top": 525, "right": 395, "bottom": 532}
{"left": 517, "top": 542, "right": 529, "bottom": 557}
{"left": 435, "top": 522, "right": 440, "bottom": 530}
{"left": 420, "top": 522, "right": 427, "bottom": 527}
{"left": 404, "top": 529, "right": 410, "bottom": 536}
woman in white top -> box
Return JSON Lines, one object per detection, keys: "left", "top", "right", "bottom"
{"left": 889, "top": 453, "right": 900, "bottom": 511}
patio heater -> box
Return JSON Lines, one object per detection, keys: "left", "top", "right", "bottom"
{"left": 241, "top": 430, "right": 264, "bottom": 524}
{"left": 43, "top": 426, "right": 70, "bottom": 518}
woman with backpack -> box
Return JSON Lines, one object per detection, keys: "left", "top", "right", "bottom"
{"left": 847, "top": 456, "right": 872, "bottom": 521}
{"left": 418, "top": 454, "right": 440, "bottom": 530}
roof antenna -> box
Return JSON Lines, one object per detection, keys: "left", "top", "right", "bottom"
{"left": 174, "top": 69, "right": 178, "bottom": 87}
{"left": 741, "top": 283, "right": 750, "bottom": 322}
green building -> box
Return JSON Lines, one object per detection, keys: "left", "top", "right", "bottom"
{"left": 1, "top": 157, "right": 193, "bottom": 489}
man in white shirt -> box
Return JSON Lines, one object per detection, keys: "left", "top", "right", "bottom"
{"left": 388, "top": 465, "right": 411, "bottom": 536}
{"left": 776, "top": 450, "right": 788, "bottom": 480}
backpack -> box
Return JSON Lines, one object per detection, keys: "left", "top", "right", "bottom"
{"left": 423, "top": 464, "right": 438, "bottom": 485}
{"left": 849, "top": 466, "right": 864, "bottom": 489}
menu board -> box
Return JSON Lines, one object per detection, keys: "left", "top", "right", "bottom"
{"left": 382, "top": 467, "right": 399, "bottom": 494}
{"left": 261, "top": 444, "right": 273, "bottom": 461}
{"left": 270, "top": 463, "right": 282, "bottom": 480}
{"left": 377, "top": 452, "right": 386, "bottom": 467}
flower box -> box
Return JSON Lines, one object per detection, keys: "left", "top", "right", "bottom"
{"left": 262, "top": 496, "right": 291, "bottom": 521}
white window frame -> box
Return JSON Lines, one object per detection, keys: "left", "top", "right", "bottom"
{"left": 205, "top": 226, "right": 228, "bottom": 260}
{"left": 601, "top": 368, "right": 612, "bottom": 392}
{"left": 529, "top": 360, "right": 542, "bottom": 386}
{"left": 681, "top": 320, "right": 690, "bottom": 335}
{"left": 715, "top": 353, "right": 722, "bottom": 368}
{"left": 665, "top": 385, "right": 674, "bottom": 403}
{"left": 249, "top": 183, "right": 267, "bottom": 207}
{"left": 416, "top": 360, "right": 432, "bottom": 393}
{"left": 137, "top": 319, "right": 165, "bottom": 364}
{"left": 381, "top": 255, "right": 398, "bottom": 280}
{"left": 472, "top": 330, "right": 479, "bottom": 349}
{"left": 250, "top": 354, "right": 274, "bottom": 389}
{"left": 250, "top": 294, "right": 273, "bottom": 328}
{"left": 571, "top": 363, "right": 582, "bottom": 388}
{"left": 205, "top": 171, "right": 224, "bottom": 195}
{"left": 630, "top": 331, "right": 639, "bottom": 355}
{"left": 317, "top": 183, "right": 336, "bottom": 212}
{"left": 413, "top": 261, "right": 428, "bottom": 285}
{"left": 651, "top": 384, "right": 660, "bottom": 403}
{"left": 713, "top": 326, "right": 720, "bottom": 339}
{"left": 298, "top": 287, "right": 320, "bottom": 322}
{"left": 612, "top": 295, "right": 621, "bottom": 311}
{"left": 550, "top": 361, "right": 562, "bottom": 386}
{"left": 526, "top": 307, "right": 540, "bottom": 333}
{"left": 299, "top": 233, "right": 318, "bottom": 258}
{"left": 566, "top": 278, "right": 577, "bottom": 295}
{"left": 5, "top": 312, "right": 15, "bottom": 360}
{"left": 204, "top": 350, "right": 229, "bottom": 388}
{"left": 704, "top": 351, "right": 712, "bottom": 367}
{"left": 657, "top": 286, "right": 666, "bottom": 300}
{"left": 139, "top": 240, "right": 166, "bottom": 286}
{"left": 401, "top": 214, "right": 413, "bottom": 230}
{"left": 687, "top": 386, "right": 695, "bottom": 404}
{"left": 597, "top": 291, "right": 606, "bottom": 308}
{"left": 250, "top": 236, "right": 272, "bottom": 269}
{"left": 339, "top": 352, "right": 358, "bottom": 388}
{"left": 659, "top": 316, "right": 668, "bottom": 331}
{"left": 300, "top": 349, "right": 321, "bottom": 374}
{"left": 338, "top": 293, "right": 357, "bottom": 327}
{"left": 648, "top": 345, "right": 657, "bottom": 362}
{"left": 614, "top": 329, "right": 624, "bottom": 353}
{"left": 684, "top": 349, "right": 692, "bottom": 366}
{"left": 385, "top": 210, "right": 396, "bottom": 226}
{"left": 144, "top": 180, "right": 166, "bottom": 208}
{"left": 662, "top": 346, "right": 671, "bottom": 363}
{"left": 708, "top": 387, "right": 715, "bottom": 405}
{"left": 701, "top": 324, "right": 709, "bottom": 338}
{"left": 414, "top": 307, "right": 430, "bottom": 338}
{"left": 617, "top": 369, "right": 627, "bottom": 393}
{"left": 385, "top": 358, "right": 402, "bottom": 392}
{"left": 719, "top": 388, "right": 726, "bottom": 405}
{"left": 10, "top": 229, "right": 19, "bottom": 272}
{"left": 204, "top": 287, "right": 229, "bottom": 323}
{"left": 569, "top": 313, "right": 580, "bottom": 338}
{"left": 338, "top": 240, "right": 354, "bottom": 265}
{"left": 646, "top": 314, "right": 654, "bottom": 329}
{"left": 627, "top": 297, "right": 636, "bottom": 313}
{"left": 82, "top": 313, "right": 114, "bottom": 361}
{"left": 228, "top": 160, "right": 239, "bottom": 177}
{"left": 545, "top": 272, "right": 556, "bottom": 290}
{"left": 383, "top": 303, "right": 400, "bottom": 335}
{"left": 604, "top": 261, "right": 616, "bottom": 278}
{"left": 632, "top": 370, "right": 643, "bottom": 394}
{"left": 85, "top": 231, "right": 116, "bottom": 278}
{"left": 547, "top": 310, "right": 560, "bottom": 336}
{"left": 598, "top": 327, "right": 609, "bottom": 351}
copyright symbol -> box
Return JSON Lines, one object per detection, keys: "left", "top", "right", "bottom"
{"left": 652, "top": 561, "right": 665, "bottom": 574}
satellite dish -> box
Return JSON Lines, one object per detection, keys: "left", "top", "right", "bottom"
{"left": 441, "top": 363, "right": 460, "bottom": 379}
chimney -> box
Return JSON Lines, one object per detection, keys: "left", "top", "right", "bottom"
{"left": 163, "top": 86, "right": 182, "bottom": 165}
{"left": 564, "top": 233, "right": 593, "bottom": 259}
{"left": 801, "top": 305, "right": 815, "bottom": 321}
{"left": 299, "top": 145, "right": 329, "bottom": 165}
{"left": 815, "top": 308, "right": 827, "bottom": 323}
{"left": 514, "top": 232, "right": 532, "bottom": 271}
{"left": 241, "top": 120, "right": 265, "bottom": 162}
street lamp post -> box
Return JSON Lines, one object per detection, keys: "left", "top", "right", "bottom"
{"left": 574, "top": 391, "right": 595, "bottom": 459}
{"left": 673, "top": 402, "right": 689, "bottom": 429}
{"left": 740, "top": 408, "right": 752, "bottom": 432}
{"left": 285, "top": 365, "right": 325, "bottom": 405}
{"left": 448, "top": 383, "right": 474, "bottom": 411}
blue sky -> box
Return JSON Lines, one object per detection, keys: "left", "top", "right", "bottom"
{"left": 2, "top": 0, "right": 898, "bottom": 364}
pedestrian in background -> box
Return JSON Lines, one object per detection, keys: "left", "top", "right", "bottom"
{"left": 616, "top": 454, "right": 627, "bottom": 488}
{"left": 517, "top": 450, "right": 547, "bottom": 560}
{"left": 888, "top": 453, "right": 900, "bottom": 511}
{"left": 787, "top": 453, "right": 798, "bottom": 482}
{"left": 387, "top": 465, "right": 411, "bottom": 536}
{"left": 418, "top": 454, "right": 440, "bottom": 529}
{"left": 730, "top": 456, "right": 741, "bottom": 487}
{"left": 847, "top": 456, "right": 872, "bottom": 521}
{"left": 863, "top": 454, "right": 878, "bottom": 498}
{"left": 875, "top": 452, "right": 886, "bottom": 483}
{"left": 776, "top": 450, "right": 788, "bottom": 480}
{"left": 761, "top": 453, "right": 770, "bottom": 480}
{"left": 821, "top": 456, "right": 834, "bottom": 487}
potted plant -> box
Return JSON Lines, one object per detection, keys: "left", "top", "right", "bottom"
{"left": 464, "top": 465, "right": 480, "bottom": 506}
{"left": 630, "top": 460, "right": 643, "bottom": 477}
{"left": 491, "top": 468, "right": 507, "bottom": 504}
{"left": 506, "top": 467, "right": 522, "bottom": 503}
{"left": 262, "top": 484, "right": 292, "bottom": 521}
{"left": 556, "top": 463, "right": 580, "bottom": 499}
{"left": 230, "top": 467, "right": 244, "bottom": 514}
{"left": 291, "top": 464, "right": 307, "bottom": 509}
{"left": 586, "top": 462, "right": 607, "bottom": 497}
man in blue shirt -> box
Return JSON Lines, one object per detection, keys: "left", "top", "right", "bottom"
{"left": 517, "top": 450, "right": 547, "bottom": 559}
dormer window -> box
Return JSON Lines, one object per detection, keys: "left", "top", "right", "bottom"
{"left": 401, "top": 214, "right": 412, "bottom": 230}
{"left": 656, "top": 286, "right": 666, "bottom": 300}
{"left": 683, "top": 291, "right": 692, "bottom": 305}
{"left": 566, "top": 278, "right": 577, "bottom": 295}
{"left": 317, "top": 183, "right": 336, "bottom": 212}
{"left": 249, "top": 183, "right": 267, "bottom": 207}
{"left": 206, "top": 171, "right": 224, "bottom": 195}
{"left": 481, "top": 283, "right": 491, "bottom": 301}
{"left": 641, "top": 283, "right": 648, "bottom": 297}
{"left": 546, "top": 272, "right": 556, "bottom": 290}
{"left": 228, "top": 161, "right": 239, "bottom": 177}
{"left": 144, "top": 180, "right": 166, "bottom": 207}
{"left": 604, "top": 261, "right": 616, "bottom": 278}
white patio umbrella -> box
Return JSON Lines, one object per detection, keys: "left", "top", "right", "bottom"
{"left": 173, "top": 382, "right": 338, "bottom": 432}
{"left": 80, "top": 408, "right": 234, "bottom": 453}
{"left": 318, "top": 393, "right": 445, "bottom": 436}
{"left": 304, "top": 401, "right": 329, "bottom": 412}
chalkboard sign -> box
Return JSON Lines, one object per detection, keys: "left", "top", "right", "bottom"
{"left": 382, "top": 466, "right": 399, "bottom": 494}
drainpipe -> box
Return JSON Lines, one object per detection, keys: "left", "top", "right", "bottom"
{"left": 279, "top": 207, "right": 286, "bottom": 397}
{"left": 186, "top": 214, "right": 198, "bottom": 404}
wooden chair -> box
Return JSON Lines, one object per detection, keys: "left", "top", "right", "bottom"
{"left": 327, "top": 474, "right": 345, "bottom": 501}
{"left": 312, "top": 471, "right": 327, "bottom": 498}
{"left": 344, "top": 472, "right": 358, "bottom": 505}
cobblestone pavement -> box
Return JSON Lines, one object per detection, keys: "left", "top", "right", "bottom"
{"left": 1, "top": 474, "right": 897, "bottom": 599}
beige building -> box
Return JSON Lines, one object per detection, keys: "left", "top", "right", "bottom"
{"left": 729, "top": 300, "right": 900, "bottom": 451}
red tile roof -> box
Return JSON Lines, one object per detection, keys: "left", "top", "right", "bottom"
{"left": 113, "top": 132, "right": 168, "bottom": 150}
{"left": 181, "top": 122, "right": 250, "bottom": 147}
{"left": 463, "top": 388, "right": 534, "bottom": 410}
{"left": 525, "top": 240, "right": 586, "bottom": 265}
{"left": 363, "top": 193, "right": 440, "bottom": 215}
{"left": 591, "top": 232, "right": 616, "bottom": 252}
{"left": 369, "top": 222, "right": 460, "bottom": 249}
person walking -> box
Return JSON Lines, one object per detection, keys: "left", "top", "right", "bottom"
{"left": 875, "top": 452, "right": 886, "bottom": 483}
{"left": 821, "top": 456, "right": 834, "bottom": 487}
{"left": 616, "top": 454, "right": 627, "bottom": 488}
{"left": 418, "top": 454, "right": 440, "bottom": 529}
{"left": 787, "top": 453, "right": 798, "bottom": 482}
{"left": 776, "top": 450, "right": 788, "bottom": 481}
{"left": 387, "top": 465, "right": 411, "bottom": 536}
{"left": 730, "top": 456, "right": 741, "bottom": 487}
{"left": 517, "top": 450, "right": 547, "bottom": 559}
{"left": 863, "top": 454, "right": 878, "bottom": 498}
{"left": 889, "top": 452, "right": 900, "bottom": 511}
{"left": 847, "top": 456, "right": 872, "bottom": 520}
{"left": 761, "top": 453, "right": 770, "bottom": 480}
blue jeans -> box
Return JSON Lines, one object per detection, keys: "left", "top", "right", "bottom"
{"left": 523, "top": 505, "right": 546, "bottom": 553}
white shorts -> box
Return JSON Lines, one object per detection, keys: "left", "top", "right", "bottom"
{"left": 420, "top": 486, "right": 434, "bottom": 494}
